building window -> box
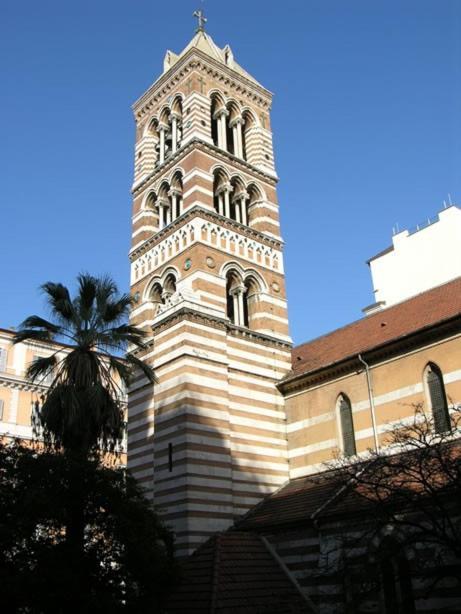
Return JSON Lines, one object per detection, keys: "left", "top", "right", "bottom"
{"left": 0, "top": 348, "right": 7, "bottom": 372}
{"left": 0, "top": 399, "right": 4, "bottom": 421}
{"left": 168, "top": 443, "right": 173, "bottom": 472}
{"left": 425, "top": 363, "right": 451, "bottom": 433}
{"left": 338, "top": 394, "right": 356, "bottom": 457}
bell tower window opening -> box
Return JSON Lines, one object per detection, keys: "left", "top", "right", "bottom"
{"left": 149, "top": 273, "right": 177, "bottom": 315}
{"left": 425, "top": 363, "right": 451, "bottom": 433}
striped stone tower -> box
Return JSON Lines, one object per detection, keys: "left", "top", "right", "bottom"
{"left": 128, "top": 15, "right": 292, "bottom": 556}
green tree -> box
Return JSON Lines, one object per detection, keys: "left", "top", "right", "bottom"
{"left": 14, "top": 273, "right": 155, "bottom": 456}
{"left": 13, "top": 274, "right": 159, "bottom": 610}
{"left": 0, "top": 441, "right": 177, "bottom": 613}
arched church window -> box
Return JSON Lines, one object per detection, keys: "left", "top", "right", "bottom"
{"left": 425, "top": 363, "right": 451, "bottom": 433}
{"left": 337, "top": 394, "right": 356, "bottom": 457}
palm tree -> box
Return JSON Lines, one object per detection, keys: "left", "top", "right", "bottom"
{"left": 14, "top": 273, "right": 155, "bottom": 457}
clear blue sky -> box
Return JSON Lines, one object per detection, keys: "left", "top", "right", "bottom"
{"left": 1, "top": 0, "right": 460, "bottom": 345}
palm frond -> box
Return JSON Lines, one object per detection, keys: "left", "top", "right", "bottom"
{"left": 76, "top": 273, "right": 97, "bottom": 321}
{"left": 109, "top": 324, "right": 147, "bottom": 347}
{"left": 108, "top": 356, "right": 134, "bottom": 388}
{"left": 125, "top": 353, "right": 157, "bottom": 384}
{"left": 100, "top": 295, "right": 132, "bottom": 324}
{"left": 19, "top": 316, "right": 62, "bottom": 334}
{"left": 26, "top": 355, "right": 57, "bottom": 382}
{"left": 13, "top": 328, "right": 56, "bottom": 345}
{"left": 41, "top": 282, "right": 76, "bottom": 323}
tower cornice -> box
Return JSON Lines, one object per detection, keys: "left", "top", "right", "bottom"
{"left": 129, "top": 204, "right": 284, "bottom": 262}
{"left": 133, "top": 48, "right": 272, "bottom": 122}
{"left": 139, "top": 306, "right": 292, "bottom": 351}
{"left": 132, "top": 137, "right": 278, "bottom": 197}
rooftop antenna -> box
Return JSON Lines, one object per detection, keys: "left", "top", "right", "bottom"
{"left": 443, "top": 200, "right": 447, "bottom": 209}
{"left": 448, "top": 193, "right": 453, "bottom": 205}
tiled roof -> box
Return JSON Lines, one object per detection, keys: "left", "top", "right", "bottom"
{"left": 166, "top": 532, "right": 311, "bottom": 613}
{"left": 237, "top": 473, "right": 345, "bottom": 531}
{"left": 289, "top": 276, "right": 461, "bottom": 379}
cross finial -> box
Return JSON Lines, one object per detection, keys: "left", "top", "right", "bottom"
{"left": 193, "top": 9, "right": 207, "bottom": 33}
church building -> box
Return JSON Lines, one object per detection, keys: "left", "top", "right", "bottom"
{"left": 127, "top": 17, "right": 461, "bottom": 612}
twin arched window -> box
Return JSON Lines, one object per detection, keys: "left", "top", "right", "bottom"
{"left": 337, "top": 394, "right": 356, "bottom": 457}
{"left": 425, "top": 363, "right": 451, "bottom": 433}
{"left": 147, "top": 96, "right": 183, "bottom": 167}
{"left": 210, "top": 94, "right": 255, "bottom": 162}
{"left": 225, "top": 270, "right": 261, "bottom": 329}
{"left": 212, "top": 169, "right": 263, "bottom": 227}
{"left": 145, "top": 171, "right": 184, "bottom": 230}
{"left": 149, "top": 273, "right": 177, "bottom": 315}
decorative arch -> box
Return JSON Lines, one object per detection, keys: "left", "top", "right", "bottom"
{"left": 210, "top": 92, "right": 227, "bottom": 148}
{"left": 336, "top": 393, "right": 356, "bottom": 457}
{"left": 142, "top": 190, "right": 158, "bottom": 211}
{"left": 424, "top": 363, "right": 451, "bottom": 433}
{"left": 241, "top": 108, "right": 258, "bottom": 161}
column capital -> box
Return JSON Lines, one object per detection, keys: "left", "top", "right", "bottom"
{"left": 168, "top": 188, "right": 182, "bottom": 198}
{"left": 216, "top": 183, "right": 233, "bottom": 196}
{"left": 213, "top": 108, "right": 229, "bottom": 120}
{"left": 229, "top": 116, "right": 243, "bottom": 128}
{"left": 229, "top": 284, "right": 246, "bottom": 297}
{"left": 232, "top": 190, "right": 249, "bottom": 203}
{"left": 157, "top": 198, "right": 170, "bottom": 208}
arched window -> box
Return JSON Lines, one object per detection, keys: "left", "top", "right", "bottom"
{"left": 379, "top": 538, "right": 415, "bottom": 614}
{"left": 213, "top": 169, "right": 230, "bottom": 218}
{"left": 247, "top": 183, "right": 263, "bottom": 226}
{"left": 210, "top": 93, "right": 226, "bottom": 149}
{"left": 170, "top": 96, "right": 183, "bottom": 154}
{"left": 425, "top": 363, "right": 451, "bottom": 433}
{"left": 230, "top": 177, "right": 248, "bottom": 225}
{"left": 338, "top": 394, "right": 356, "bottom": 457}
{"left": 241, "top": 110, "right": 256, "bottom": 162}
{"left": 226, "top": 270, "right": 243, "bottom": 326}
{"left": 149, "top": 274, "right": 177, "bottom": 316}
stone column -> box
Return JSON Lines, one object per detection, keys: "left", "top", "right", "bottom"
{"left": 218, "top": 193, "right": 224, "bottom": 216}
{"left": 234, "top": 199, "right": 241, "bottom": 224}
{"left": 159, "top": 126, "right": 166, "bottom": 164}
{"left": 232, "top": 292, "right": 239, "bottom": 326}
{"left": 223, "top": 185, "right": 233, "bottom": 219}
{"left": 230, "top": 118, "right": 243, "bottom": 158}
{"left": 169, "top": 189, "right": 181, "bottom": 220}
{"left": 215, "top": 110, "right": 229, "bottom": 151}
{"left": 240, "top": 192, "right": 249, "bottom": 226}
{"left": 158, "top": 204, "right": 165, "bottom": 230}
{"left": 237, "top": 286, "right": 246, "bottom": 327}
{"left": 171, "top": 116, "right": 178, "bottom": 154}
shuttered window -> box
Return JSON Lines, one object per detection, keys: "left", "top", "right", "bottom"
{"left": 0, "top": 399, "right": 4, "bottom": 421}
{"left": 426, "top": 364, "right": 450, "bottom": 433}
{"left": 0, "top": 348, "right": 7, "bottom": 372}
{"left": 339, "top": 395, "right": 356, "bottom": 457}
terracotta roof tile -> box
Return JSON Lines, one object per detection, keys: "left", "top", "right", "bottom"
{"left": 289, "top": 277, "right": 461, "bottom": 379}
{"left": 166, "top": 532, "right": 311, "bottom": 613}
{"left": 237, "top": 473, "right": 344, "bottom": 530}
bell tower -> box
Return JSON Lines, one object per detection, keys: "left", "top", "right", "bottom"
{"left": 128, "top": 16, "right": 292, "bottom": 556}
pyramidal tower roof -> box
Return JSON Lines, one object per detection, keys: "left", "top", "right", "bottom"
{"left": 163, "top": 30, "right": 263, "bottom": 88}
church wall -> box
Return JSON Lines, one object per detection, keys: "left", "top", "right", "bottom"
{"left": 284, "top": 332, "right": 461, "bottom": 479}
